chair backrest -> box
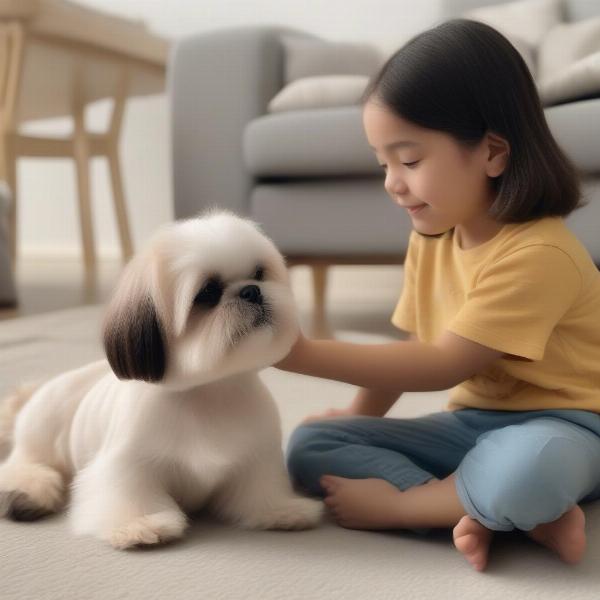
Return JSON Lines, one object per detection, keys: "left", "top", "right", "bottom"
{"left": 439, "top": 0, "right": 600, "bottom": 22}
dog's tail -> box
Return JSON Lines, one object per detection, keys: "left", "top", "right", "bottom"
{"left": 0, "top": 382, "right": 40, "bottom": 461}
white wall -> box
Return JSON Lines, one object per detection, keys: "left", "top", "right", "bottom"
{"left": 18, "top": 0, "right": 443, "bottom": 258}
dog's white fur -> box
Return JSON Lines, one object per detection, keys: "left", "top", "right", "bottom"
{"left": 0, "top": 210, "right": 323, "bottom": 549}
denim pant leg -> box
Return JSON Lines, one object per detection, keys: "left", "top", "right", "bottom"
{"left": 455, "top": 415, "right": 600, "bottom": 532}
{"left": 285, "top": 411, "right": 479, "bottom": 497}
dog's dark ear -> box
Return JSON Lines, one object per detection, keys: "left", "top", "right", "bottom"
{"left": 103, "top": 293, "right": 167, "bottom": 383}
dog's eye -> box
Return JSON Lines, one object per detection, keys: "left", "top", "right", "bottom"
{"left": 193, "top": 278, "right": 223, "bottom": 308}
{"left": 254, "top": 266, "right": 265, "bottom": 281}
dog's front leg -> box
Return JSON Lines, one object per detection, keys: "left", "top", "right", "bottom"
{"left": 68, "top": 456, "right": 189, "bottom": 550}
{"left": 209, "top": 447, "right": 323, "bottom": 530}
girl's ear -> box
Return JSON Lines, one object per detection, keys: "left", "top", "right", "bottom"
{"left": 484, "top": 132, "right": 510, "bottom": 178}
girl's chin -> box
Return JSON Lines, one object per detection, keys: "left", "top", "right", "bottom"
{"left": 413, "top": 221, "right": 453, "bottom": 237}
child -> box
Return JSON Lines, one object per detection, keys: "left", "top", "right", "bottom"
{"left": 275, "top": 18, "right": 600, "bottom": 572}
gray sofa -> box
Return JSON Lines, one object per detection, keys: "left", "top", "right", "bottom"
{"left": 169, "top": 0, "right": 600, "bottom": 332}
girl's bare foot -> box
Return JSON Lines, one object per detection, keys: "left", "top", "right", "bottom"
{"left": 525, "top": 504, "right": 586, "bottom": 564}
{"left": 454, "top": 504, "right": 587, "bottom": 571}
{"left": 453, "top": 515, "right": 494, "bottom": 572}
{"left": 320, "top": 475, "right": 405, "bottom": 529}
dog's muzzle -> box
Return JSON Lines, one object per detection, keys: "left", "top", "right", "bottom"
{"left": 237, "top": 285, "right": 272, "bottom": 329}
{"left": 239, "top": 285, "right": 262, "bottom": 305}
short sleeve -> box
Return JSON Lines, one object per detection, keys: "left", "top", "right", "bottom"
{"left": 447, "top": 244, "right": 582, "bottom": 360}
{"left": 391, "top": 230, "right": 419, "bottom": 333}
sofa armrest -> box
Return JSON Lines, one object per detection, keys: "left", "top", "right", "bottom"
{"left": 168, "top": 25, "right": 315, "bottom": 219}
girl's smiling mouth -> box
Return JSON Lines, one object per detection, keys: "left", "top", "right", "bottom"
{"left": 401, "top": 203, "right": 427, "bottom": 214}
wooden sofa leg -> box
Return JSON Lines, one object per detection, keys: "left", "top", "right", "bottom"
{"left": 310, "top": 263, "right": 332, "bottom": 339}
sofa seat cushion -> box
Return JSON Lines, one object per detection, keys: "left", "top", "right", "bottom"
{"left": 250, "top": 179, "right": 413, "bottom": 256}
{"left": 545, "top": 98, "right": 600, "bottom": 173}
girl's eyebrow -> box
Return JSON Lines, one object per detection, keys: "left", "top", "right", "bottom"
{"left": 369, "top": 140, "right": 421, "bottom": 151}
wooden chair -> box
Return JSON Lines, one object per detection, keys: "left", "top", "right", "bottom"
{"left": 0, "top": 0, "right": 169, "bottom": 275}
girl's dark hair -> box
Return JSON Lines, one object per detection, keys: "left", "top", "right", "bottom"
{"left": 362, "top": 18, "right": 585, "bottom": 226}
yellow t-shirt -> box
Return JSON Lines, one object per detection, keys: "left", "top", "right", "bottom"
{"left": 391, "top": 216, "right": 600, "bottom": 413}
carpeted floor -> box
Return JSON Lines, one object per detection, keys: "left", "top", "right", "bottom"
{"left": 1, "top": 304, "right": 600, "bottom": 600}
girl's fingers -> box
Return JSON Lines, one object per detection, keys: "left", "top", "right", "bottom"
{"left": 302, "top": 407, "right": 354, "bottom": 424}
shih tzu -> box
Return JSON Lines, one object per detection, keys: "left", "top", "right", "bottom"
{"left": 0, "top": 209, "right": 323, "bottom": 549}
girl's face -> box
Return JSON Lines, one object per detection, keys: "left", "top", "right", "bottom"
{"left": 362, "top": 100, "right": 507, "bottom": 243}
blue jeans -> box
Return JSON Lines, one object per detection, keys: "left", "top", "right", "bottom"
{"left": 285, "top": 408, "right": 600, "bottom": 532}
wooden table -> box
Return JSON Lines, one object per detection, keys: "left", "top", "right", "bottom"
{"left": 0, "top": 0, "right": 169, "bottom": 275}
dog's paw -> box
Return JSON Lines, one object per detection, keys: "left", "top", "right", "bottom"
{"left": 241, "top": 497, "right": 324, "bottom": 531}
{"left": 0, "top": 462, "right": 65, "bottom": 520}
{"left": 0, "top": 490, "right": 55, "bottom": 521}
{"left": 106, "top": 510, "right": 189, "bottom": 550}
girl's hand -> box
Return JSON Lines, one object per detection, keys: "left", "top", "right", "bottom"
{"left": 302, "top": 406, "right": 357, "bottom": 424}
{"left": 274, "top": 330, "right": 310, "bottom": 372}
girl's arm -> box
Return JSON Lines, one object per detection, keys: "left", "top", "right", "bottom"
{"left": 300, "top": 333, "right": 417, "bottom": 423}
{"left": 275, "top": 330, "right": 505, "bottom": 392}
{"left": 349, "top": 333, "right": 422, "bottom": 416}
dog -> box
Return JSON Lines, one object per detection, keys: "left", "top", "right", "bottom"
{"left": 0, "top": 209, "right": 323, "bottom": 549}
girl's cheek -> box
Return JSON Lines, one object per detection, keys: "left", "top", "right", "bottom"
{"left": 429, "top": 162, "right": 462, "bottom": 194}
{"left": 414, "top": 167, "right": 437, "bottom": 201}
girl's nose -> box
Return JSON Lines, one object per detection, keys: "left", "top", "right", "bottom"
{"left": 385, "top": 170, "right": 409, "bottom": 197}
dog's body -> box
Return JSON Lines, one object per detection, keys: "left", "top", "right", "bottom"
{"left": 0, "top": 211, "right": 323, "bottom": 549}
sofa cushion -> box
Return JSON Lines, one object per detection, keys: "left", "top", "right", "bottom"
{"left": 244, "top": 106, "right": 381, "bottom": 178}
{"left": 463, "top": 0, "right": 563, "bottom": 47}
{"left": 250, "top": 176, "right": 600, "bottom": 261}
{"left": 282, "top": 36, "right": 383, "bottom": 84}
{"left": 544, "top": 98, "right": 600, "bottom": 172}
{"left": 267, "top": 75, "right": 369, "bottom": 114}
{"left": 462, "top": 0, "right": 563, "bottom": 79}
{"left": 245, "top": 98, "right": 600, "bottom": 178}
{"left": 250, "top": 179, "right": 412, "bottom": 256}
{"left": 537, "top": 17, "right": 600, "bottom": 106}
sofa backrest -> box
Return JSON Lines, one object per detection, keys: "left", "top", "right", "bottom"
{"left": 440, "top": 0, "right": 600, "bottom": 22}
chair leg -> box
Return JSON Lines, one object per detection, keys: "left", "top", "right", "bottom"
{"left": 1, "top": 133, "right": 18, "bottom": 268}
{"left": 107, "top": 69, "right": 133, "bottom": 265}
{"left": 107, "top": 145, "right": 133, "bottom": 264}
{"left": 72, "top": 98, "right": 96, "bottom": 276}
{"left": 0, "top": 24, "right": 24, "bottom": 269}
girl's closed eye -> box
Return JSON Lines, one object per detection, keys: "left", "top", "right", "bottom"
{"left": 379, "top": 161, "right": 420, "bottom": 170}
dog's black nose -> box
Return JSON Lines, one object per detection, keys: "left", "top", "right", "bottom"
{"left": 239, "top": 284, "right": 262, "bottom": 305}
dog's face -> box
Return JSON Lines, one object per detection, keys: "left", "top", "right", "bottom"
{"left": 102, "top": 210, "right": 299, "bottom": 390}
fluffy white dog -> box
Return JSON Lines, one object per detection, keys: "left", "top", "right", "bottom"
{"left": 0, "top": 210, "right": 323, "bottom": 549}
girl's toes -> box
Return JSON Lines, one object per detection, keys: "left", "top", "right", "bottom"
{"left": 320, "top": 475, "right": 340, "bottom": 492}
{"left": 320, "top": 475, "right": 336, "bottom": 485}
{"left": 454, "top": 532, "right": 478, "bottom": 554}
{"left": 324, "top": 495, "right": 337, "bottom": 507}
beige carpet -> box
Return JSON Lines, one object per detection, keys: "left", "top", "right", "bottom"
{"left": 1, "top": 304, "right": 600, "bottom": 600}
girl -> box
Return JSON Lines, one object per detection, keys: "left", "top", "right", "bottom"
{"left": 274, "top": 18, "right": 600, "bottom": 572}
